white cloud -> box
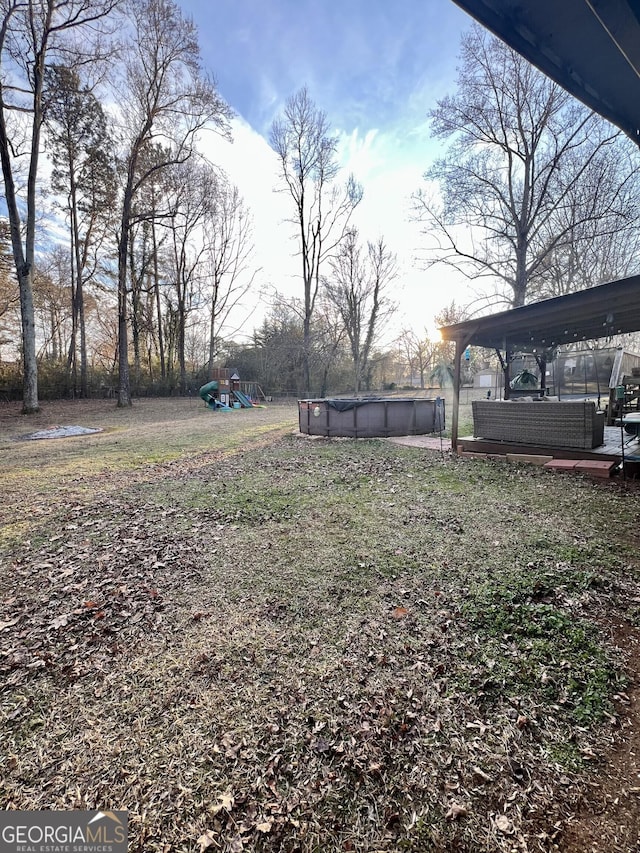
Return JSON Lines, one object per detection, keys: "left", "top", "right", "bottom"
{"left": 197, "top": 111, "right": 473, "bottom": 347}
{"left": 197, "top": 117, "right": 301, "bottom": 337}
{"left": 178, "top": 0, "right": 477, "bottom": 346}
{"left": 335, "top": 126, "right": 471, "bottom": 340}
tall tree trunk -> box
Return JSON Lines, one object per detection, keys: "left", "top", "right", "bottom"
{"left": 18, "top": 266, "right": 39, "bottom": 411}
{"left": 513, "top": 239, "right": 528, "bottom": 308}
{"left": 208, "top": 273, "right": 220, "bottom": 375}
{"left": 78, "top": 276, "right": 88, "bottom": 397}
{"left": 116, "top": 155, "right": 137, "bottom": 407}
{"left": 70, "top": 179, "right": 89, "bottom": 397}
{"left": 302, "top": 314, "right": 311, "bottom": 394}
{"left": 71, "top": 197, "right": 88, "bottom": 398}
{"left": 117, "top": 203, "right": 132, "bottom": 407}
{"left": 67, "top": 238, "right": 78, "bottom": 393}
{"left": 178, "top": 289, "right": 187, "bottom": 394}
{"left": 152, "top": 220, "right": 165, "bottom": 379}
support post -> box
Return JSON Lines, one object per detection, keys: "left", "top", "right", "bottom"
{"left": 504, "top": 349, "right": 511, "bottom": 399}
{"left": 534, "top": 353, "right": 547, "bottom": 395}
{"left": 451, "top": 337, "right": 465, "bottom": 453}
{"left": 495, "top": 348, "right": 507, "bottom": 400}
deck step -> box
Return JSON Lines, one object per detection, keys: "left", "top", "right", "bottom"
{"left": 544, "top": 458, "right": 617, "bottom": 477}
{"left": 575, "top": 460, "right": 618, "bottom": 477}
{"left": 544, "top": 459, "right": 579, "bottom": 471}
{"left": 506, "top": 453, "right": 554, "bottom": 466}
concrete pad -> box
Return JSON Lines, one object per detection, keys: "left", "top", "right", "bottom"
{"left": 506, "top": 453, "right": 554, "bottom": 466}
{"left": 544, "top": 459, "right": 580, "bottom": 471}
{"left": 388, "top": 436, "right": 451, "bottom": 450}
{"left": 574, "top": 460, "right": 617, "bottom": 478}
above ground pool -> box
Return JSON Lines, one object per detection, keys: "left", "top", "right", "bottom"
{"left": 298, "top": 397, "right": 445, "bottom": 438}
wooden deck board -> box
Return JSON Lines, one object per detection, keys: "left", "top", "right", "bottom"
{"left": 458, "top": 426, "right": 639, "bottom": 462}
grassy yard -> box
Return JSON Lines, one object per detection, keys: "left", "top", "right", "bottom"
{"left": 0, "top": 397, "right": 638, "bottom": 852}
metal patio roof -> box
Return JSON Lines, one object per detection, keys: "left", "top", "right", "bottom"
{"left": 452, "top": 0, "right": 640, "bottom": 147}
{"left": 439, "top": 275, "right": 640, "bottom": 351}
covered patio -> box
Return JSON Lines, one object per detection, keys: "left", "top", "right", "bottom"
{"left": 439, "top": 275, "right": 640, "bottom": 462}
{"left": 438, "top": 0, "right": 640, "bottom": 466}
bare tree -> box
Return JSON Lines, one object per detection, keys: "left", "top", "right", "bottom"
{"left": 413, "top": 24, "right": 637, "bottom": 310}
{"left": 0, "top": 218, "right": 19, "bottom": 352}
{"left": 45, "top": 64, "right": 117, "bottom": 396}
{"left": 125, "top": 143, "right": 171, "bottom": 384}
{"left": 312, "top": 293, "right": 349, "bottom": 397}
{"left": 33, "top": 248, "right": 72, "bottom": 361}
{"left": 202, "top": 177, "right": 258, "bottom": 372}
{"left": 324, "top": 228, "right": 397, "bottom": 393}
{"left": 396, "top": 328, "right": 436, "bottom": 389}
{"left": 252, "top": 300, "right": 305, "bottom": 393}
{"left": 0, "top": 0, "right": 119, "bottom": 412}
{"left": 159, "top": 159, "right": 211, "bottom": 392}
{"left": 270, "top": 87, "right": 362, "bottom": 393}
{"left": 112, "top": 0, "right": 231, "bottom": 406}
{"left": 534, "top": 142, "right": 640, "bottom": 298}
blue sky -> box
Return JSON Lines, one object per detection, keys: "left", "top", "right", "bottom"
{"left": 178, "top": 0, "right": 475, "bottom": 340}
{"left": 181, "top": 0, "right": 470, "bottom": 135}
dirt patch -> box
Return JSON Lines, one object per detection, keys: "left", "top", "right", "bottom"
{"left": 559, "top": 620, "right": 640, "bottom": 852}
{"left": 18, "top": 424, "right": 103, "bottom": 440}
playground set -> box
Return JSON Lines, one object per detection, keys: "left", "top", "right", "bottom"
{"left": 198, "top": 368, "right": 264, "bottom": 411}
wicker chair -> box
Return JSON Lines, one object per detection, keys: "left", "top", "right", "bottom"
{"left": 472, "top": 400, "right": 605, "bottom": 449}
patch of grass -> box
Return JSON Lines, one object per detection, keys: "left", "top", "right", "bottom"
{"left": 461, "top": 576, "right": 621, "bottom": 724}
{"left": 546, "top": 740, "right": 585, "bottom": 772}
{"left": 0, "top": 520, "right": 30, "bottom": 550}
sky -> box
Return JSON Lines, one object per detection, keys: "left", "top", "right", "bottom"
{"left": 176, "top": 0, "right": 475, "bottom": 343}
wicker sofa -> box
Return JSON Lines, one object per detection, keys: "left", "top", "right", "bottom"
{"left": 472, "top": 400, "right": 605, "bottom": 449}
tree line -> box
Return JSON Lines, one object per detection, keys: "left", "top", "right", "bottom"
{"left": 1, "top": 9, "right": 639, "bottom": 411}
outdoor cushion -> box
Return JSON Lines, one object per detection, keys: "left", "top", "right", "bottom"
{"left": 472, "top": 400, "right": 605, "bottom": 449}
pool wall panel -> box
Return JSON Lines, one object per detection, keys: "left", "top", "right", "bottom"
{"left": 298, "top": 398, "right": 445, "bottom": 437}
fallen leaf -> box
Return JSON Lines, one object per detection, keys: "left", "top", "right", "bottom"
{"left": 197, "top": 829, "right": 217, "bottom": 852}
{"left": 495, "top": 814, "right": 515, "bottom": 834}
{"left": 218, "top": 791, "right": 234, "bottom": 811}
{"left": 391, "top": 606, "right": 409, "bottom": 619}
{"left": 472, "top": 765, "right": 492, "bottom": 783}
{"left": 445, "top": 802, "right": 468, "bottom": 821}
{"left": 208, "top": 789, "right": 234, "bottom": 816}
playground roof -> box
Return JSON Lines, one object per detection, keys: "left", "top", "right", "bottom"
{"left": 439, "top": 275, "right": 640, "bottom": 352}
{"left": 452, "top": 0, "right": 640, "bottom": 147}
